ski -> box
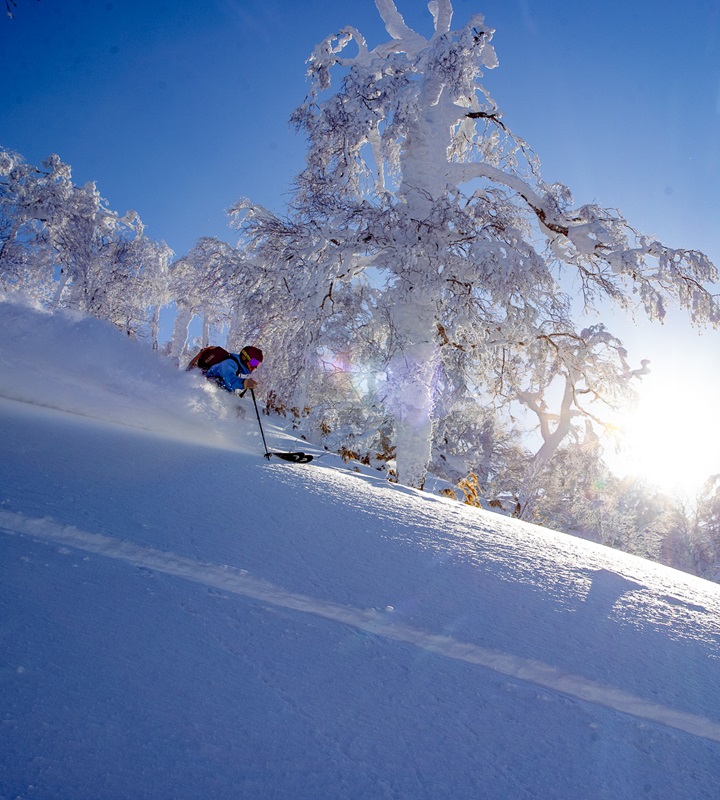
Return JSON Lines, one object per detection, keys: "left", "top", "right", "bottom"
{"left": 266, "top": 451, "right": 314, "bottom": 464}
{"left": 249, "top": 390, "right": 314, "bottom": 464}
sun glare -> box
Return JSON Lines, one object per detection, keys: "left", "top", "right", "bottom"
{"left": 606, "top": 369, "right": 720, "bottom": 498}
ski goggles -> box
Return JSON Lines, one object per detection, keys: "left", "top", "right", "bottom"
{"left": 241, "top": 349, "right": 263, "bottom": 369}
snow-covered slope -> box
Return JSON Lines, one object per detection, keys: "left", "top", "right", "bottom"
{"left": 2, "top": 299, "right": 720, "bottom": 799}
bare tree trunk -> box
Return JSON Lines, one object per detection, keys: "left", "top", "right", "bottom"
{"left": 51, "top": 269, "right": 71, "bottom": 309}
{"left": 516, "top": 373, "right": 578, "bottom": 472}
{"left": 150, "top": 305, "right": 160, "bottom": 351}
{"left": 202, "top": 314, "right": 210, "bottom": 348}
{"left": 169, "top": 304, "right": 193, "bottom": 364}
{"left": 387, "top": 291, "right": 438, "bottom": 489}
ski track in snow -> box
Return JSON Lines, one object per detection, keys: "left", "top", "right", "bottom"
{"left": 4, "top": 508, "right": 720, "bottom": 746}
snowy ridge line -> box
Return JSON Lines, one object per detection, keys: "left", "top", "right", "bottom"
{"left": 4, "top": 509, "right": 720, "bottom": 745}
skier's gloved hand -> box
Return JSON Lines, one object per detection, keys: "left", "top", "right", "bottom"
{"left": 244, "top": 377, "right": 258, "bottom": 391}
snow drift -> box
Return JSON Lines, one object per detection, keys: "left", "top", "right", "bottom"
{"left": 1, "top": 299, "right": 720, "bottom": 799}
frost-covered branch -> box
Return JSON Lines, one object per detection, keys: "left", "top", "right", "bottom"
{"left": 4, "top": 0, "right": 39, "bottom": 20}
{"left": 231, "top": 0, "right": 719, "bottom": 490}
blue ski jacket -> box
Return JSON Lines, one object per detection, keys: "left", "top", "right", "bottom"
{"left": 205, "top": 354, "right": 254, "bottom": 393}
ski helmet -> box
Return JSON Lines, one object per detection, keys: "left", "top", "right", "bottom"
{"left": 240, "top": 346, "right": 264, "bottom": 368}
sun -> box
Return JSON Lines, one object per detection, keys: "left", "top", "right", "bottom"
{"left": 606, "top": 368, "right": 720, "bottom": 497}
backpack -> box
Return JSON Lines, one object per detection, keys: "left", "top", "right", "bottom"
{"left": 186, "top": 346, "right": 240, "bottom": 374}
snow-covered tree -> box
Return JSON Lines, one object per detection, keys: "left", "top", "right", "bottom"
{"left": 235, "top": 0, "right": 719, "bottom": 489}
{"left": 683, "top": 475, "right": 720, "bottom": 579}
{"left": 99, "top": 235, "right": 173, "bottom": 344}
{"left": 1, "top": 150, "right": 70, "bottom": 302}
{"left": 514, "top": 325, "right": 643, "bottom": 470}
{"left": 167, "top": 237, "right": 252, "bottom": 361}
{"left": 0, "top": 149, "right": 172, "bottom": 340}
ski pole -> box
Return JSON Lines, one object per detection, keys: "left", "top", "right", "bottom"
{"left": 250, "top": 388, "right": 272, "bottom": 459}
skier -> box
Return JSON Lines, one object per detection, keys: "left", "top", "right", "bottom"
{"left": 187, "top": 344, "right": 312, "bottom": 462}
{"left": 188, "top": 345, "right": 263, "bottom": 396}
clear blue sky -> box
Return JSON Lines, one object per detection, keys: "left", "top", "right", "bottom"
{"left": 3, "top": 0, "right": 720, "bottom": 487}
{"left": 3, "top": 0, "right": 719, "bottom": 262}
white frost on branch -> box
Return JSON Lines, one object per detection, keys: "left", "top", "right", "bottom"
{"left": 233, "top": 0, "right": 720, "bottom": 491}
